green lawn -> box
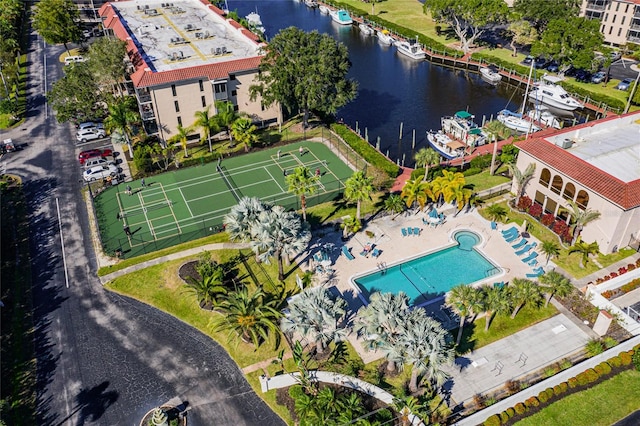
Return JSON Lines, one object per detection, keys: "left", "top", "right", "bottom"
{"left": 514, "top": 369, "right": 640, "bottom": 426}
{"left": 465, "top": 167, "right": 510, "bottom": 193}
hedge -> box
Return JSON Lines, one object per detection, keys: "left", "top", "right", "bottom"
{"left": 514, "top": 402, "right": 526, "bottom": 415}
{"left": 329, "top": 124, "right": 400, "bottom": 178}
{"left": 620, "top": 351, "right": 633, "bottom": 365}
{"left": 484, "top": 414, "right": 501, "bottom": 426}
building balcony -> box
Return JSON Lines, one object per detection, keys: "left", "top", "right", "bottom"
{"left": 136, "top": 90, "right": 152, "bottom": 104}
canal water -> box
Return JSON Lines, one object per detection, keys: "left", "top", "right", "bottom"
{"left": 229, "top": 0, "right": 525, "bottom": 166}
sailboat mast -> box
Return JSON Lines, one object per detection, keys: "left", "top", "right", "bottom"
{"left": 521, "top": 61, "right": 535, "bottom": 115}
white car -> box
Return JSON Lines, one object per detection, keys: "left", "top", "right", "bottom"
{"left": 76, "top": 128, "right": 106, "bottom": 142}
{"left": 83, "top": 164, "right": 118, "bottom": 181}
{"left": 83, "top": 156, "right": 115, "bottom": 170}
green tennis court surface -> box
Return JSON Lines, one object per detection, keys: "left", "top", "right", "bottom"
{"left": 94, "top": 141, "right": 354, "bottom": 258}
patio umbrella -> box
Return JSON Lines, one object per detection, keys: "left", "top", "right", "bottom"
{"left": 429, "top": 208, "right": 439, "bottom": 219}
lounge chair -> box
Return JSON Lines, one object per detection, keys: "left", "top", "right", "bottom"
{"left": 491, "top": 221, "right": 497, "bottom": 230}
{"left": 313, "top": 252, "right": 323, "bottom": 263}
{"left": 401, "top": 228, "right": 408, "bottom": 237}
{"left": 504, "top": 232, "right": 520, "bottom": 243}
{"left": 515, "top": 244, "right": 535, "bottom": 256}
{"left": 413, "top": 227, "right": 420, "bottom": 236}
{"left": 422, "top": 218, "right": 429, "bottom": 225}
{"left": 501, "top": 226, "right": 517, "bottom": 235}
{"left": 526, "top": 267, "right": 545, "bottom": 279}
{"left": 342, "top": 245, "right": 355, "bottom": 260}
{"left": 521, "top": 251, "right": 538, "bottom": 263}
{"left": 407, "top": 227, "right": 414, "bottom": 236}
{"left": 502, "top": 228, "right": 518, "bottom": 239}
{"left": 528, "top": 259, "right": 538, "bottom": 267}
{"left": 371, "top": 248, "right": 381, "bottom": 258}
{"left": 493, "top": 281, "right": 506, "bottom": 289}
{"left": 511, "top": 238, "right": 528, "bottom": 249}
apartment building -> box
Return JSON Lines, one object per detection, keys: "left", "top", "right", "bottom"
{"left": 99, "top": 0, "right": 281, "bottom": 143}
{"left": 513, "top": 112, "right": 640, "bottom": 254}
{"left": 580, "top": 0, "right": 640, "bottom": 47}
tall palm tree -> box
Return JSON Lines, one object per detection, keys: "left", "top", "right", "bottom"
{"left": 343, "top": 170, "right": 374, "bottom": 220}
{"left": 450, "top": 185, "right": 473, "bottom": 212}
{"left": 568, "top": 237, "right": 600, "bottom": 268}
{"left": 401, "top": 178, "right": 433, "bottom": 210}
{"left": 485, "top": 204, "right": 508, "bottom": 222}
{"left": 104, "top": 96, "right": 140, "bottom": 155}
{"left": 286, "top": 166, "right": 319, "bottom": 222}
{"left": 478, "top": 285, "right": 510, "bottom": 332}
{"left": 211, "top": 287, "right": 282, "bottom": 349}
{"left": 446, "top": 284, "right": 478, "bottom": 345}
{"left": 193, "top": 106, "right": 220, "bottom": 152}
{"left": 383, "top": 193, "right": 406, "bottom": 216}
{"left": 231, "top": 117, "right": 259, "bottom": 152}
{"left": 340, "top": 215, "right": 362, "bottom": 239}
{"left": 170, "top": 124, "right": 193, "bottom": 158}
{"left": 539, "top": 271, "right": 574, "bottom": 307}
{"left": 432, "top": 170, "right": 465, "bottom": 205}
{"left": 215, "top": 100, "right": 238, "bottom": 144}
{"left": 281, "top": 287, "right": 347, "bottom": 356}
{"left": 540, "top": 240, "right": 561, "bottom": 266}
{"left": 507, "top": 162, "right": 536, "bottom": 206}
{"left": 414, "top": 147, "right": 441, "bottom": 181}
{"left": 507, "top": 278, "right": 542, "bottom": 318}
{"left": 567, "top": 200, "right": 601, "bottom": 245}
{"left": 355, "top": 292, "right": 411, "bottom": 373}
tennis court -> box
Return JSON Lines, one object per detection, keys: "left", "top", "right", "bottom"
{"left": 94, "top": 141, "right": 354, "bottom": 258}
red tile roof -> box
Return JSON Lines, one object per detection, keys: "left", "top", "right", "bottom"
{"left": 517, "top": 128, "right": 640, "bottom": 210}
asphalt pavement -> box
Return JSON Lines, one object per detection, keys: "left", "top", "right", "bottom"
{"left": 0, "top": 26, "right": 283, "bottom": 426}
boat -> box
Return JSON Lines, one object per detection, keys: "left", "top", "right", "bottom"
{"left": 479, "top": 66, "right": 502, "bottom": 84}
{"left": 527, "top": 104, "right": 563, "bottom": 129}
{"left": 528, "top": 75, "right": 583, "bottom": 111}
{"left": 358, "top": 23, "right": 374, "bottom": 36}
{"left": 329, "top": 9, "right": 353, "bottom": 25}
{"left": 304, "top": 0, "right": 318, "bottom": 8}
{"left": 318, "top": 5, "right": 330, "bottom": 14}
{"left": 377, "top": 29, "right": 394, "bottom": 45}
{"left": 395, "top": 37, "right": 425, "bottom": 60}
{"left": 426, "top": 110, "right": 488, "bottom": 159}
{"left": 497, "top": 109, "right": 541, "bottom": 134}
{"left": 245, "top": 11, "right": 265, "bottom": 36}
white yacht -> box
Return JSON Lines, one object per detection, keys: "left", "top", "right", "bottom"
{"left": 318, "top": 5, "right": 330, "bottom": 14}
{"left": 377, "top": 30, "right": 394, "bottom": 45}
{"left": 527, "top": 104, "right": 563, "bottom": 129}
{"left": 427, "top": 110, "right": 488, "bottom": 159}
{"left": 497, "top": 109, "right": 541, "bottom": 134}
{"left": 358, "top": 23, "right": 374, "bottom": 36}
{"left": 528, "top": 75, "right": 583, "bottom": 111}
{"left": 479, "top": 67, "right": 502, "bottom": 84}
{"left": 395, "top": 39, "right": 425, "bottom": 60}
{"left": 330, "top": 9, "right": 353, "bottom": 25}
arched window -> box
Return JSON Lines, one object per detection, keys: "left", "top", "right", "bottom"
{"left": 576, "top": 190, "right": 589, "bottom": 209}
{"left": 550, "top": 175, "right": 563, "bottom": 195}
{"left": 563, "top": 182, "right": 576, "bottom": 201}
{"left": 539, "top": 168, "right": 551, "bottom": 187}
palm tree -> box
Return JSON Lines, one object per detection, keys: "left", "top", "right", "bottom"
{"left": 211, "top": 287, "right": 282, "bottom": 349}
{"left": 568, "top": 237, "right": 600, "bottom": 268}
{"left": 567, "top": 200, "right": 601, "bottom": 245}
{"left": 215, "top": 100, "right": 238, "bottom": 145}
{"left": 231, "top": 117, "right": 259, "bottom": 152}
{"left": 446, "top": 284, "right": 478, "bottom": 345}
{"left": 340, "top": 215, "right": 362, "bottom": 239}
{"left": 485, "top": 204, "right": 508, "bottom": 223}
{"left": 170, "top": 124, "right": 193, "bottom": 158}
{"left": 184, "top": 268, "right": 226, "bottom": 309}
{"left": 432, "top": 170, "right": 465, "bottom": 205}
{"left": 401, "top": 178, "right": 433, "bottom": 210}
{"left": 507, "top": 278, "right": 542, "bottom": 318}
{"left": 383, "top": 193, "right": 406, "bottom": 216}
{"left": 104, "top": 96, "right": 140, "bottom": 155}
{"left": 281, "top": 287, "right": 347, "bottom": 356}
{"left": 540, "top": 240, "right": 561, "bottom": 266}
{"left": 224, "top": 196, "right": 266, "bottom": 242}
{"left": 450, "top": 184, "right": 473, "bottom": 212}
{"left": 539, "top": 271, "right": 574, "bottom": 307}
{"left": 507, "top": 162, "right": 536, "bottom": 205}
{"left": 193, "top": 106, "right": 220, "bottom": 152}
{"left": 286, "top": 166, "right": 319, "bottom": 222}
{"left": 478, "top": 285, "right": 510, "bottom": 332}
{"left": 344, "top": 170, "right": 374, "bottom": 220}
{"left": 414, "top": 147, "right": 441, "bottom": 181}
{"left": 355, "top": 292, "right": 411, "bottom": 373}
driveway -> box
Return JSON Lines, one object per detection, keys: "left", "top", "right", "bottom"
{"left": 0, "top": 25, "right": 282, "bottom": 425}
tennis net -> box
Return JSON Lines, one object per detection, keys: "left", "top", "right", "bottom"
{"left": 217, "top": 165, "right": 242, "bottom": 201}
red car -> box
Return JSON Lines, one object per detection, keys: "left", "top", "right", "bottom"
{"left": 78, "top": 148, "right": 113, "bottom": 165}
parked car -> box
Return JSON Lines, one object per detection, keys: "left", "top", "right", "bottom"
{"left": 610, "top": 51, "right": 622, "bottom": 62}
{"left": 78, "top": 148, "right": 113, "bottom": 165}
{"left": 546, "top": 61, "right": 560, "bottom": 73}
{"left": 78, "top": 121, "right": 104, "bottom": 130}
{"left": 521, "top": 55, "right": 534, "bottom": 66}
{"left": 575, "top": 69, "right": 592, "bottom": 83}
{"left": 533, "top": 56, "right": 549, "bottom": 69}
{"left": 83, "top": 164, "right": 118, "bottom": 181}
{"left": 564, "top": 66, "right": 578, "bottom": 77}
{"left": 83, "top": 156, "right": 115, "bottom": 170}
{"left": 616, "top": 78, "right": 634, "bottom": 90}
{"left": 64, "top": 55, "right": 85, "bottom": 65}
{"left": 76, "top": 128, "right": 106, "bottom": 142}
{"left": 591, "top": 71, "right": 607, "bottom": 84}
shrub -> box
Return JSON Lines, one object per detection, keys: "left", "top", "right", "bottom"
{"left": 559, "top": 382, "right": 568, "bottom": 393}
{"left": 517, "top": 195, "right": 532, "bottom": 211}
{"left": 552, "top": 220, "right": 569, "bottom": 237}
{"left": 636, "top": 258, "right": 640, "bottom": 267}
{"left": 541, "top": 213, "right": 555, "bottom": 226}
{"left": 632, "top": 350, "right": 640, "bottom": 371}
{"left": 463, "top": 167, "right": 482, "bottom": 176}
{"left": 473, "top": 393, "right": 487, "bottom": 409}
{"left": 603, "top": 336, "right": 618, "bottom": 349}
{"left": 524, "top": 397, "right": 539, "bottom": 408}
{"left": 609, "top": 355, "right": 622, "bottom": 367}
{"left": 470, "top": 153, "right": 492, "bottom": 169}
{"left": 553, "top": 384, "right": 563, "bottom": 396}
{"left": 620, "top": 351, "right": 633, "bottom": 365}
{"left": 577, "top": 368, "right": 599, "bottom": 385}
{"left": 559, "top": 358, "right": 573, "bottom": 370}
{"left": 538, "top": 390, "right": 549, "bottom": 403}
{"left": 544, "top": 366, "right": 558, "bottom": 377}
{"left": 499, "top": 411, "right": 510, "bottom": 424}
{"left": 528, "top": 203, "right": 542, "bottom": 218}
{"left": 628, "top": 263, "right": 636, "bottom": 271}
{"left": 506, "top": 407, "right": 515, "bottom": 418}
{"left": 484, "top": 414, "right": 501, "bottom": 426}
{"left": 504, "top": 380, "right": 520, "bottom": 395}
{"left": 568, "top": 377, "right": 579, "bottom": 388}
{"left": 514, "top": 402, "right": 526, "bottom": 415}
{"left": 596, "top": 362, "right": 612, "bottom": 375}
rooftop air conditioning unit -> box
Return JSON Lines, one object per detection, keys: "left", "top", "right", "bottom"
{"left": 557, "top": 138, "right": 573, "bottom": 149}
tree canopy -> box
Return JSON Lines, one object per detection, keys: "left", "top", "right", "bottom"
{"left": 47, "top": 63, "right": 102, "bottom": 123}
{"left": 532, "top": 17, "right": 603, "bottom": 70}
{"left": 32, "top": 0, "right": 83, "bottom": 52}
{"left": 424, "top": 0, "right": 509, "bottom": 54}
{"left": 86, "top": 37, "right": 128, "bottom": 93}
{"left": 250, "top": 27, "right": 357, "bottom": 127}
{"left": 513, "top": 0, "right": 580, "bottom": 32}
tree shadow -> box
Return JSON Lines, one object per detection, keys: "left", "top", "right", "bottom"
{"left": 52, "top": 381, "right": 119, "bottom": 426}
{"left": 453, "top": 321, "right": 478, "bottom": 355}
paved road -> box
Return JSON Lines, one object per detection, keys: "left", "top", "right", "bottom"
{"left": 0, "top": 26, "right": 283, "bottom": 426}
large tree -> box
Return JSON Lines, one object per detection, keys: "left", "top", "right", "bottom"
{"left": 86, "top": 37, "right": 128, "bottom": 95}
{"left": 513, "top": 0, "right": 580, "bottom": 32}
{"left": 401, "top": 178, "right": 433, "bottom": 210}
{"left": 446, "top": 284, "right": 478, "bottom": 345}
{"left": 230, "top": 117, "right": 258, "bottom": 152}
{"left": 250, "top": 27, "right": 357, "bottom": 127}
{"left": 286, "top": 166, "right": 319, "bottom": 222}
{"left": 507, "top": 20, "right": 538, "bottom": 57}
{"left": 414, "top": 147, "right": 441, "bottom": 182}
{"left": 539, "top": 271, "right": 573, "bottom": 307}
{"left": 507, "top": 278, "right": 542, "bottom": 318}
{"left": 104, "top": 96, "right": 140, "bottom": 155}
{"left": 32, "top": 0, "right": 83, "bottom": 53}
{"left": 193, "top": 106, "right": 220, "bottom": 153}
{"left": 47, "top": 63, "right": 103, "bottom": 123}
{"left": 424, "top": 0, "right": 509, "bottom": 54}
{"left": 567, "top": 200, "right": 601, "bottom": 245}
{"left": 343, "top": 170, "right": 374, "bottom": 221}
{"left": 508, "top": 162, "right": 535, "bottom": 206}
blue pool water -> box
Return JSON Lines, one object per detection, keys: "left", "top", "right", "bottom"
{"left": 353, "top": 230, "right": 500, "bottom": 306}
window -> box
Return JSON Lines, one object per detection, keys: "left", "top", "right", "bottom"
{"left": 539, "top": 168, "right": 551, "bottom": 187}
{"left": 545, "top": 198, "right": 557, "bottom": 215}
{"left": 562, "top": 182, "right": 576, "bottom": 201}
{"left": 621, "top": 16, "right": 626, "bottom": 26}
{"left": 550, "top": 175, "right": 563, "bottom": 195}
{"left": 618, "top": 28, "right": 622, "bottom": 36}
{"left": 231, "top": 90, "right": 237, "bottom": 96}
{"left": 605, "top": 13, "right": 609, "bottom": 21}
{"left": 214, "top": 83, "right": 226, "bottom": 94}
{"left": 609, "top": 26, "right": 613, "bottom": 34}
{"left": 612, "top": 14, "right": 617, "bottom": 23}
{"left": 229, "top": 74, "right": 236, "bottom": 80}
{"left": 557, "top": 207, "right": 569, "bottom": 223}
{"left": 625, "top": 4, "right": 629, "bottom": 13}
{"left": 199, "top": 80, "right": 204, "bottom": 92}
{"left": 534, "top": 191, "right": 545, "bottom": 206}
{"left": 174, "top": 100, "right": 180, "bottom": 113}
{"left": 171, "top": 84, "right": 177, "bottom": 96}
{"left": 201, "top": 96, "right": 206, "bottom": 107}
{"left": 576, "top": 190, "right": 589, "bottom": 209}
{"left": 616, "top": 2, "right": 620, "bottom": 12}
{"left": 177, "top": 116, "right": 182, "bottom": 127}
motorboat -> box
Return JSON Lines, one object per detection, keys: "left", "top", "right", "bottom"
{"left": 479, "top": 66, "right": 502, "bottom": 84}
{"left": 395, "top": 38, "right": 425, "bottom": 60}
{"left": 527, "top": 104, "right": 563, "bottom": 129}
{"left": 318, "top": 5, "right": 330, "bottom": 14}
{"left": 426, "top": 131, "right": 463, "bottom": 160}
{"left": 528, "top": 75, "right": 583, "bottom": 111}
{"left": 330, "top": 9, "right": 353, "bottom": 25}
{"left": 377, "top": 30, "right": 394, "bottom": 45}
{"left": 496, "top": 109, "right": 541, "bottom": 134}
{"left": 358, "top": 23, "right": 374, "bottom": 36}
{"left": 304, "top": 0, "right": 318, "bottom": 8}
{"left": 245, "top": 11, "right": 265, "bottom": 36}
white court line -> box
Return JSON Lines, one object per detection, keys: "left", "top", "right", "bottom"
{"left": 264, "top": 166, "right": 285, "bottom": 192}
{"left": 178, "top": 187, "right": 194, "bottom": 217}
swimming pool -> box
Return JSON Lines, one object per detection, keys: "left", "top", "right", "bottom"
{"left": 352, "top": 230, "right": 501, "bottom": 306}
